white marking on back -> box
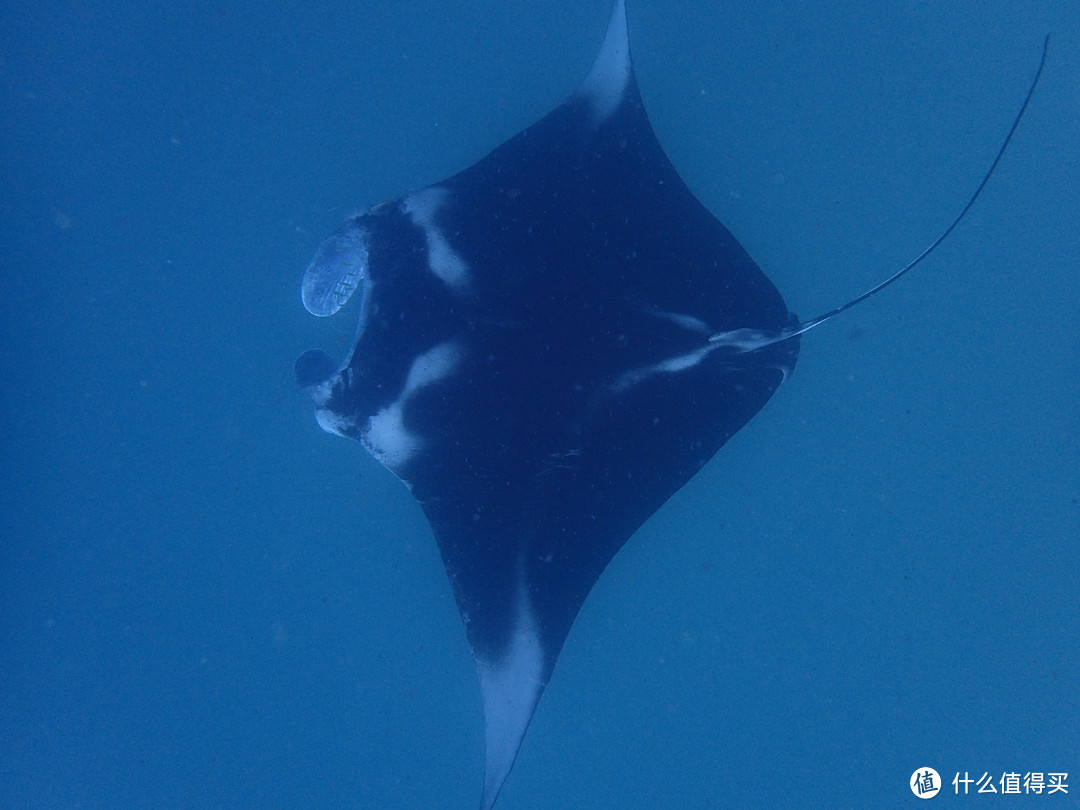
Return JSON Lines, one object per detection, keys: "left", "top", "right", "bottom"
{"left": 477, "top": 576, "right": 545, "bottom": 810}
{"left": 645, "top": 307, "right": 712, "bottom": 335}
{"left": 402, "top": 187, "right": 470, "bottom": 290}
{"left": 614, "top": 321, "right": 803, "bottom": 393}
{"left": 365, "top": 400, "right": 417, "bottom": 471}
{"left": 613, "top": 343, "right": 717, "bottom": 393}
{"left": 574, "top": 0, "right": 631, "bottom": 124}
{"left": 362, "top": 341, "right": 462, "bottom": 471}
{"left": 707, "top": 327, "right": 789, "bottom": 353}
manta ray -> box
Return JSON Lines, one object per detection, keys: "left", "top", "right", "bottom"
{"left": 295, "top": 2, "right": 1045, "bottom": 806}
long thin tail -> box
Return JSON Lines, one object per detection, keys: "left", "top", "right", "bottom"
{"left": 789, "top": 34, "right": 1049, "bottom": 340}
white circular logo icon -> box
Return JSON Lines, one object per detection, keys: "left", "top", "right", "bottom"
{"left": 911, "top": 767, "right": 941, "bottom": 799}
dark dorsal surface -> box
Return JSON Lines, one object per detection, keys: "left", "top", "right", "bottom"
{"left": 300, "top": 1, "right": 794, "bottom": 806}
{"left": 297, "top": 0, "right": 1047, "bottom": 801}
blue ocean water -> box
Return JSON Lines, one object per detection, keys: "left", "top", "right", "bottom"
{"left": 2, "top": 0, "right": 1077, "bottom": 807}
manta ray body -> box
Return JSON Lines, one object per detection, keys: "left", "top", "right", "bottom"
{"left": 296, "top": 3, "right": 1045, "bottom": 806}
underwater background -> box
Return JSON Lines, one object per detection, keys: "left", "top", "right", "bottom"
{"left": 2, "top": 0, "right": 1078, "bottom": 807}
